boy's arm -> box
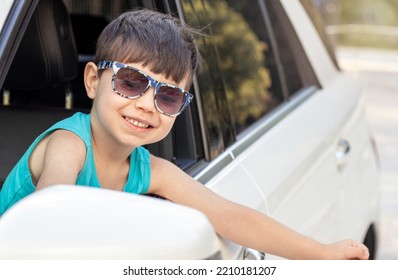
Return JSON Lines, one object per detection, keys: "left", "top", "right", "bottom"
{"left": 33, "top": 130, "right": 86, "bottom": 190}
{"left": 149, "top": 156, "right": 369, "bottom": 260}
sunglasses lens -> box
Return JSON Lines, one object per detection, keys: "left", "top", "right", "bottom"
{"left": 156, "top": 86, "right": 186, "bottom": 115}
{"left": 114, "top": 68, "right": 148, "bottom": 97}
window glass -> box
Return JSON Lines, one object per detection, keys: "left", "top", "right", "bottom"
{"left": 181, "top": 0, "right": 307, "bottom": 135}
{"left": 264, "top": 0, "right": 320, "bottom": 97}
{"left": 181, "top": 0, "right": 235, "bottom": 159}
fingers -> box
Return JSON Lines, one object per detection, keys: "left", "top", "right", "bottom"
{"left": 358, "top": 244, "right": 370, "bottom": 260}
{"left": 346, "top": 240, "right": 370, "bottom": 260}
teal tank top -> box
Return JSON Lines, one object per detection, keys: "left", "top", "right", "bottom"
{"left": 0, "top": 112, "right": 151, "bottom": 215}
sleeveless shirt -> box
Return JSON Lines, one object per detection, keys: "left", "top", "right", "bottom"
{"left": 0, "top": 112, "right": 151, "bottom": 215}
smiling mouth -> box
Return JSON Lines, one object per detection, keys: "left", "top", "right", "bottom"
{"left": 124, "top": 117, "right": 151, "bottom": 129}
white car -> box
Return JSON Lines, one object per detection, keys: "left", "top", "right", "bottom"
{"left": 0, "top": 0, "right": 380, "bottom": 259}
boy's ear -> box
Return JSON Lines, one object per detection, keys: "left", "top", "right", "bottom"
{"left": 84, "top": 62, "right": 99, "bottom": 99}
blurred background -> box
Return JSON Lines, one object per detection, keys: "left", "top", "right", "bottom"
{"left": 318, "top": 0, "right": 398, "bottom": 50}
{"left": 314, "top": 0, "right": 398, "bottom": 259}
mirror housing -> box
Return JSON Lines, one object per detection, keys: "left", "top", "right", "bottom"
{"left": 0, "top": 185, "right": 221, "bottom": 259}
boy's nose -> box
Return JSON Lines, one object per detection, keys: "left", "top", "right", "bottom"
{"left": 133, "top": 86, "right": 157, "bottom": 113}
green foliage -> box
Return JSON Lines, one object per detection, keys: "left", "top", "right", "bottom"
{"left": 182, "top": 0, "right": 273, "bottom": 131}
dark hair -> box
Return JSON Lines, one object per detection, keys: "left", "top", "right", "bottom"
{"left": 95, "top": 9, "right": 202, "bottom": 84}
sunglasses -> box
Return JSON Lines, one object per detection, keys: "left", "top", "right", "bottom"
{"left": 97, "top": 61, "right": 194, "bottom": 117}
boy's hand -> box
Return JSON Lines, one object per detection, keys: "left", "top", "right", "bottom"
{"left": 324, "top": 240, "right": 370, "bottom": 260}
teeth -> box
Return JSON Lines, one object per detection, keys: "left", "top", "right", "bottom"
{"left": 126, "top": 117, "right": 149, "bottom": 128}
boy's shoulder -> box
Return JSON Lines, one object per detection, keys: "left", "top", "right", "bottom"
{"left": 48, "top": 112, "right": 91, "bottom": 145}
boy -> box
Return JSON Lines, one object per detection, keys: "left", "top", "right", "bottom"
{"left": 0, "top": 9, "right": 369, "bottom": 260}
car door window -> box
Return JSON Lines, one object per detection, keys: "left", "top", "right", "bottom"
{"left": 180, "top": 0, "right": 319, "bottom": 138}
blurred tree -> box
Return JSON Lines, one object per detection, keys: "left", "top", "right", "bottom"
{"left": 182, "top": 0, "right": 273, "bottom": 133}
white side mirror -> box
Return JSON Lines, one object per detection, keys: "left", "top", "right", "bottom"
{"left": 0, "top": 185, "right": 220, "bottom": 259}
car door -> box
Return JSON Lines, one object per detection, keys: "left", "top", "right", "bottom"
{"left": 284, "top": 0, "right": 379, "bottom": 252}
{"left": 237, "top": 0, "right": 379, "bottom": 259}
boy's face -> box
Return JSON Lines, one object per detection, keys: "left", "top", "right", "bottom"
{"left": 84, "top": 61, "right": 191, "bottom": 149}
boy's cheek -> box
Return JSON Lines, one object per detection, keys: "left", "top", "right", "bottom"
{"left": 159, "top": 117, "right": 176, "bottom": 135}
